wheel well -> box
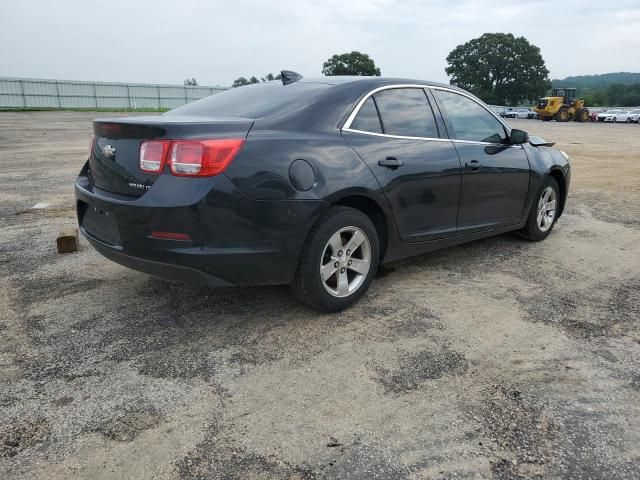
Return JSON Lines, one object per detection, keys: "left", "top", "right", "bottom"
{"left": 549, "top": 170, "right": 566, "bottom": 215}
{"left": 335, "top": 195, "right": 388, "bottom": 260}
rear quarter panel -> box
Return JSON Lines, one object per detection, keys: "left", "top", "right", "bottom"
{"left": 224, "top": 131, "right": 384, "bottom": 202}
{"left": 223, "top": 131, "right": 400, "bottom": 262}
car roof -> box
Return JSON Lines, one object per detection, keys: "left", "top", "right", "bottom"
{"left": 299, "top": 76, "right": 459, "bottom": 90}
{"left": 250, "top": 75, "right": 501, "bottom": 133}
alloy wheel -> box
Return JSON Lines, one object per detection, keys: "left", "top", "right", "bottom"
{"left": 320, "top": 226, "right": 371, "bottom": 298}
{"left": 537, "top": 186, "right": 557, "bottom": 232}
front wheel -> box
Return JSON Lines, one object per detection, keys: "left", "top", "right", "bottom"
{"left": 519, "top": 177, "right": 560, "bottom": 241}
{"left": 292, "top": 206, "right": 379, "bottom": 312}
{"left": 555, "top": 108, "right": 570, "bottom": 122}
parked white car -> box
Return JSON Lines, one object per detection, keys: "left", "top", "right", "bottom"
{"left": 596, "top": 110, "right": 632, "bottom": 122}
{"left": 503, "top": 108, "right": 533, "bottom": 119}
{"left": 629, "top": 109, "right": 640, "bottom": 123}
{"left": 514, "top": 108, "right": 533, "bottom": 119}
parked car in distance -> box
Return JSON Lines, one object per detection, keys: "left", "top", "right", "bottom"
{"left": 629, "top": 109, "right": 640, "bottom": 123}
{"left": 75, "top": 73, "right": 571, "bottom": 311}
{"left": 503, "top": 108, "right": 536, "bottom": 119}
{"left": 589, "top": 108, "right": 604, "bottom": 122}
{"left": 499, "top": 107, "right": 514, "bottom": 118}
{"left": 596, "top": 109, "right": 632, "bottom": 122}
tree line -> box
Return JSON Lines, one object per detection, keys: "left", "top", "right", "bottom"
{"left": 230, "top": 52, "right": 380, "bottom": 87}
{"left": 576, "top": 84, "right": 640, "bottom": 107}
{"left": 220, "top": 38, "right": 638, "bottom": 107}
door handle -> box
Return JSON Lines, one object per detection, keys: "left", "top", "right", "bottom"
{"left": 378, "top": 157, "right": 403, "bottom": 169}
{"left": 465, "top": 160, "right": 482, "bottom": 171}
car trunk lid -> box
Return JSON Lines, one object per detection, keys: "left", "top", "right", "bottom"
{"left": 89, "top": 115, "right": 253, "bottom": 197}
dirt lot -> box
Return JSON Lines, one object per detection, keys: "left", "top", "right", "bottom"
{"left": 0, "top": 112, "right": 639, "bottom": 479}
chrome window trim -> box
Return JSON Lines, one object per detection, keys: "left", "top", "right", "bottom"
{"left": 341, "top": 83, "right": 514, "bottom": 145}
{"left": 342, "top": 127, "right": 523, "bottom": 148}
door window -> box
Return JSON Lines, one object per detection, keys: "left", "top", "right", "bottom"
{"left": 373, "top": 88, "right": 439, "bottom": 138}
{"left": 433, "top": 90, "right": 507, "bottom": 144}
{"left": 350, "top": 97, "right": 382, "bottom": 133}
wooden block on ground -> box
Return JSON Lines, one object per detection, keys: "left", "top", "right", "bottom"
{"left": 57, "top": 228, "right": 79, "bottom": 253}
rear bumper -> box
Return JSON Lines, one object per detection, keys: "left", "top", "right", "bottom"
{"left": 83, "top": 233, "right": 235, "bottom": 286}
{"left": 75, "top": 167, "right": 325, "bottom": 286}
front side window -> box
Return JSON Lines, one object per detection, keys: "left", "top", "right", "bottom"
{"left": 433, "top": 90, "right": 507, "bottom": 144}
{"left": 373, "top": 88, "right": 439, "bottom": 138}
{"left": 350, "top": 97, "right": 382, "bottom": 133}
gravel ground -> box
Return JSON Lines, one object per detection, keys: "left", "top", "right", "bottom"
{"left": 0, "top": 112, "right": 639, "bottom": 479}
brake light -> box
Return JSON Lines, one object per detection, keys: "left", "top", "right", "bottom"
{"left": 140, "top": 140, "right": 171, "bottom": 173}
{"left": 169, "top": 139, "right": 244, "bottom": 177}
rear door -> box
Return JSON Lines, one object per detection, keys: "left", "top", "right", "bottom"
{"left": 343, "top": 87, "right": 461, "bottom": 242}
{"left": 431, "top": 89, "right": 530, "bottom": 233}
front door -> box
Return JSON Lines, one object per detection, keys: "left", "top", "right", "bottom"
{"left": 431, "top": 89, "right": 531, "bottom": 233}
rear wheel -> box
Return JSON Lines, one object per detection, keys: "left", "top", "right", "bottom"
{"left": 626, "top": 117, "right": 631, "bottom": 123}
{"left": 292, "top": 206, "right": 379, "bottom": 312}
{"left": 555, "top": 108, "right": 570, "bottom": 122}
{"left": 519, "top": 177, "right": 560, "bottom": 241}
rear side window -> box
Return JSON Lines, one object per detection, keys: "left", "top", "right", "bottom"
{"left": 350, "top": 97, "right": 382, "bottom": 133}
{"left": 373, "top": 88, "right": 439, "bottom": 138}
{"left": 433, "top": 90, "right": 507, "bottom": 144}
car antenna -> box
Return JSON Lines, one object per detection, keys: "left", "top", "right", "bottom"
{"left": 281, "top": 70, "right": 303, "bottom": 85}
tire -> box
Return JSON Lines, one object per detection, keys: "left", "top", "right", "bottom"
{"left": 576, "top": 108, "right": 589, "bottom": 123}
{"left": 542, "top": 116, "right": 552, "bottom": 122}
{"left": 626, "top": 117, "right": 631, "bottom": 123}
{"left": 555, "top": 108, "right": 570, "bottom": 122}
{"left": 292, "top": 206, "right": 380, "bottom": 312}
{"left": 613, "top": 117, "right": 617, "bottom": 123}
{"left": 519, "top": 176, "right": 560, "bottom": 241}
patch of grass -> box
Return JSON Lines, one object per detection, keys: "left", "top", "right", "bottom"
{"left": 0, "top": 107, "right": 169, "bottom": 112}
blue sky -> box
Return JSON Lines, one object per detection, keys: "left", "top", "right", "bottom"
{"left": 1, "top": 0, "right": 639, "bottom": 86}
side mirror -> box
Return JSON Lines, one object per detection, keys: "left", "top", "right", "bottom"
{"left": 510, "top": 129, "right": 529, "bottom": 145}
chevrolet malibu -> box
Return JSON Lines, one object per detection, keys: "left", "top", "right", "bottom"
{"left": 75, "top": 72, "right": 571, "bottom": 312}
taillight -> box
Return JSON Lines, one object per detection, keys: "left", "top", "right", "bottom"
{"left": 168, "top": 139, "right": 244, "bottom": 177}
{"left": 140, "top": 140, "right": 171, "bottom": 173}
{"left": 88, "top": 135, "right": 96, "bottom": 159}
{"left": 138, "top": 138, "right": 244, "bottom": 177}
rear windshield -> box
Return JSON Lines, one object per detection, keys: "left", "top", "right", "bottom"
{"left": 165, "top": 81, "right": 331, "bottom": 119}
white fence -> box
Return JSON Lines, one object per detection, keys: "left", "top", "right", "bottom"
{"left": 0, "top": 77, "right": 227, "bottom": 110}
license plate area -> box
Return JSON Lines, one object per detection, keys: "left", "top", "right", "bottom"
{"left": 82, "top": 204, "right": 121, "bottom": 246}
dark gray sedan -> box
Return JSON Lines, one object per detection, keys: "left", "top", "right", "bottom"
{"left": 75, "top": 73, "right": 570, "bottom": 311}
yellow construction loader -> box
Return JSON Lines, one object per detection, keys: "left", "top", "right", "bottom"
{"left": 534, "top": 88, "right": 590, "bottom": 122}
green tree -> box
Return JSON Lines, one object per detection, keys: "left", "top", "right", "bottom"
{"left": 445, "top": 33, "right": 550, "bottom": 105}
{"left": 322, "top": 51, "right": 381, "bottom": 76}
{"left": 233, "top": 73, "right": 282, "bottom": 88}
{"left": 232, "top": 76, "right": 250, "bottom": 88}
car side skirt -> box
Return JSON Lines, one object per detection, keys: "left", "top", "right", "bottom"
{"left": 382, "top": 223, "right": 526, "bottom": 263}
